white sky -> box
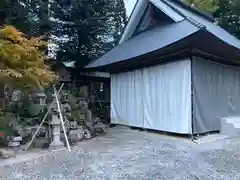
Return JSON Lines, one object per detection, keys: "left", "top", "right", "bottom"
{"left": 124, "top": 0, "right": 137, "bottom": 16}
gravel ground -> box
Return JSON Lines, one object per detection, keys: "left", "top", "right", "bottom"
{"left": 1, "top": 127, "right": 240, "bottom": 180}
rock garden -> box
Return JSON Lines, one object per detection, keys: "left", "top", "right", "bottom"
{"left": 0, "top": 84, "right": 109, "bottom": 159}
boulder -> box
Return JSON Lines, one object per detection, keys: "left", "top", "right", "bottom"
{"left": 33, "top": 138, "right": 50, "bottom": 149}
{"left": 0, "top": 149, "right": 15, "bottom": 159}
{"left": 69, "top": 128, "right": 85, "bottom": 143}
{"left": 83, "top": 127, "right": 93, "bottom": 139}
{"left": 8, "top": 136, "right": 22, "bottom": 149}
{"left": 95, "top": 122, "right": 108, "bottom": 134}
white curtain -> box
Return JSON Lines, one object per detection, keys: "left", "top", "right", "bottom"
{"left": 111, "top": 70, "right": 144, "bottom": 127}
{"left": 111, "top": 60, "right": 192, "bottom": 134}
{"left": 142, "top": 60, "right": 192, "bottom": 134}
{"left": 192, "top": 58, "right": 240, "bottom": 133}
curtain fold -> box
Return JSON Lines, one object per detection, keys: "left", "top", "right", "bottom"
{"left": 111, "top": 60, "right": 192, "bottom": 134}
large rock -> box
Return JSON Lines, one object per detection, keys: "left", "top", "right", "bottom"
{"left": 0, "top": 149, "right": 15, "bottom": 159}
{"left": 28, "top": 104, "right": 43, "bottom": 117}
{"left": 33, "top": 138, "right": 50, "bottom": 149}
{"left": 95, "top": 122, "right": 108, "bottom": 134}
{"left": 8, "top": 136, "right": 22, "bottom": 148}
{"left": 83, "top": 128, "right": 92, "bottom": 139}
{"left": 69, "top": 128, "right": 85, "bottom": 143}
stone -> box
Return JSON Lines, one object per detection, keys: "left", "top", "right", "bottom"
{"left": 16, "top": 126, "right": 31, "bottom": 138}
{"left": 83, "top": 128, "right": 92, "bottom": 139}
{"left": 62, "top": 103, "right": 71, "bottom": 113}
{"left": 34, "top": 89, "right": 46, "bottom": 106}
{"left": 78, "top": 100, "right": 88, "bottom": 109}
{"left": 10, "top": 136, "right": 22, "bottom": 142}
{"left": 0, "top": 149, "right": 15, "bottom": 159}
{"left": 95, "top": 122, "right": 108, "bottom": 134}
{"left": 70, "top": 121, "right": 78, "bottom": 130}
{"left": 84, "top": 110, "right": 95, "bottom": 133}
{"left": 8, "top": 141, "right": 21, "bottom": 147}
{"left": 11, "top": 90, "right": 21, "bottom": 102}
{"left": 2, "top": 127, "right": 240, "bottom": 180}
{"left": 28, "top": 104, "right": 43, "bottom": 117}
{"left": 94, "top": 117, "right": 101, "bottom": 124}
{"left": 33, "top": 138, "right": 50, "bottom": 149}
{"left": 49, "top": 139, "right": 64, "bottom": 149}
{"left": 79, "top": 85, "right": 88, "bottom": 99}
{"left": 49, "top": 114, "right": 64, "bottom": 148}
{"left": 8, "top": 136, "right": 22, "bottom": 148}
{"left": 61, "top": 117, "right": 70, "bottom": 132}
{"left": 69, "top": 128, "right": 85, "bottom": 143}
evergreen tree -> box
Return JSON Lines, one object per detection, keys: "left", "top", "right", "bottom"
{"left": 184, "top": 0, "right": 240, "bottom": 39}
{"left": 184, "top": 0, "right": 219, "bottom": 12}
{"left": 0, "top": 0, "right": 51, "bottom": 37}
{"left": 214, "top": 0, "right": 240, "bottom": 39}
{"left": 50, "top": 0, "right": 126, "bottom": 68}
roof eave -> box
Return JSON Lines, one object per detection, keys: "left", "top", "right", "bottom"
{"left": 86, "top": 30, "right": 240, "bottom": 72}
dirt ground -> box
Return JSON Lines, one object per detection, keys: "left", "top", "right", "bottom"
{"left": 1, "top": 126, "right": 240, "bottom": 180}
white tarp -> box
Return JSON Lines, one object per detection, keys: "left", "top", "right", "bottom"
{"left": 111, "top": 60, "right": 192, "bottom": 134}
{"left": 111, "top": 70, "right": 144, "bottom": 127}
{"left": 142, "top": 60, "right": 192, "bottom": 133}
{"left": 192, "top": 58, "right": 240, "bottom": 134}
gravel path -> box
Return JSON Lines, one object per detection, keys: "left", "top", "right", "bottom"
{"left": 1, "top": 127, "right": 240, "bottom": 180}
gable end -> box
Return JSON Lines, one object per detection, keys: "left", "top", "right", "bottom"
{"left": 133, "top": 2, "right": 176, "bottom": 36}
{"left": 119, "top": 0, "right": 184, "bottom": 44}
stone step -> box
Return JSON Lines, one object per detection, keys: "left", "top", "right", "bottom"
{"left": 221, "top": 117, "right": 240, "bottom": 135}
{"left": 225, "top": 117, "right": 240, "bottom": 123}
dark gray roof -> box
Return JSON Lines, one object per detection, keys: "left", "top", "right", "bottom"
{"left": 86, "top": 0, "right": 240, "bottom": 69}
{"left": 165, "top": 0, "right": 240, "bottom": 49}
{"left": 87, "top": 20, "right": 198, "bottom": 68}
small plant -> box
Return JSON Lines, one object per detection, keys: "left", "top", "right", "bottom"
{"left": 0, "top": 109, "right": 15, "bottom": 146}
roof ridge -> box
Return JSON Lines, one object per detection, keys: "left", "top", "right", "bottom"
{"left": 186, "top": 16, "right": 205, "bottom": 29}
{"left": 160, "top": 0, "right": 205, "bottom": 29}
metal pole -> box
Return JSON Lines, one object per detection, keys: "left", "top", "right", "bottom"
{"left": 53, "top": 86, "right": 71, "bottom": 152}
{"left": 25, "top": 83, "right": 64, "bottom": 151}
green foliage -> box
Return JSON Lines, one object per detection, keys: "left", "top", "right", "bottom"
{"left": 50, "top": 0, "right": 127, "bottom": 68}
{"left": 0, "top": 0, "right": 51, "bottom": 36}
{"left": 184, "top": 0, "right": 219, "bottom": 12}
{"left": 7, "top": 91, "right": 33, "bottom": 118}
{"left": 67, "top": 93, "right": 86, "bottom": 125}
{"left": 184, "top": 0, "right": 240, "bottom": 39}
{"left": 214, "top": 0, "right": 240, "bottom": 39}
{"left": 0, "top": 110, "right": 15, "bottom": 145}
{"left": 0, "top": 0, "right": 127, "bottom": 71}
{"left": 0, "top": 25, "right": 56, "bottom": 89}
